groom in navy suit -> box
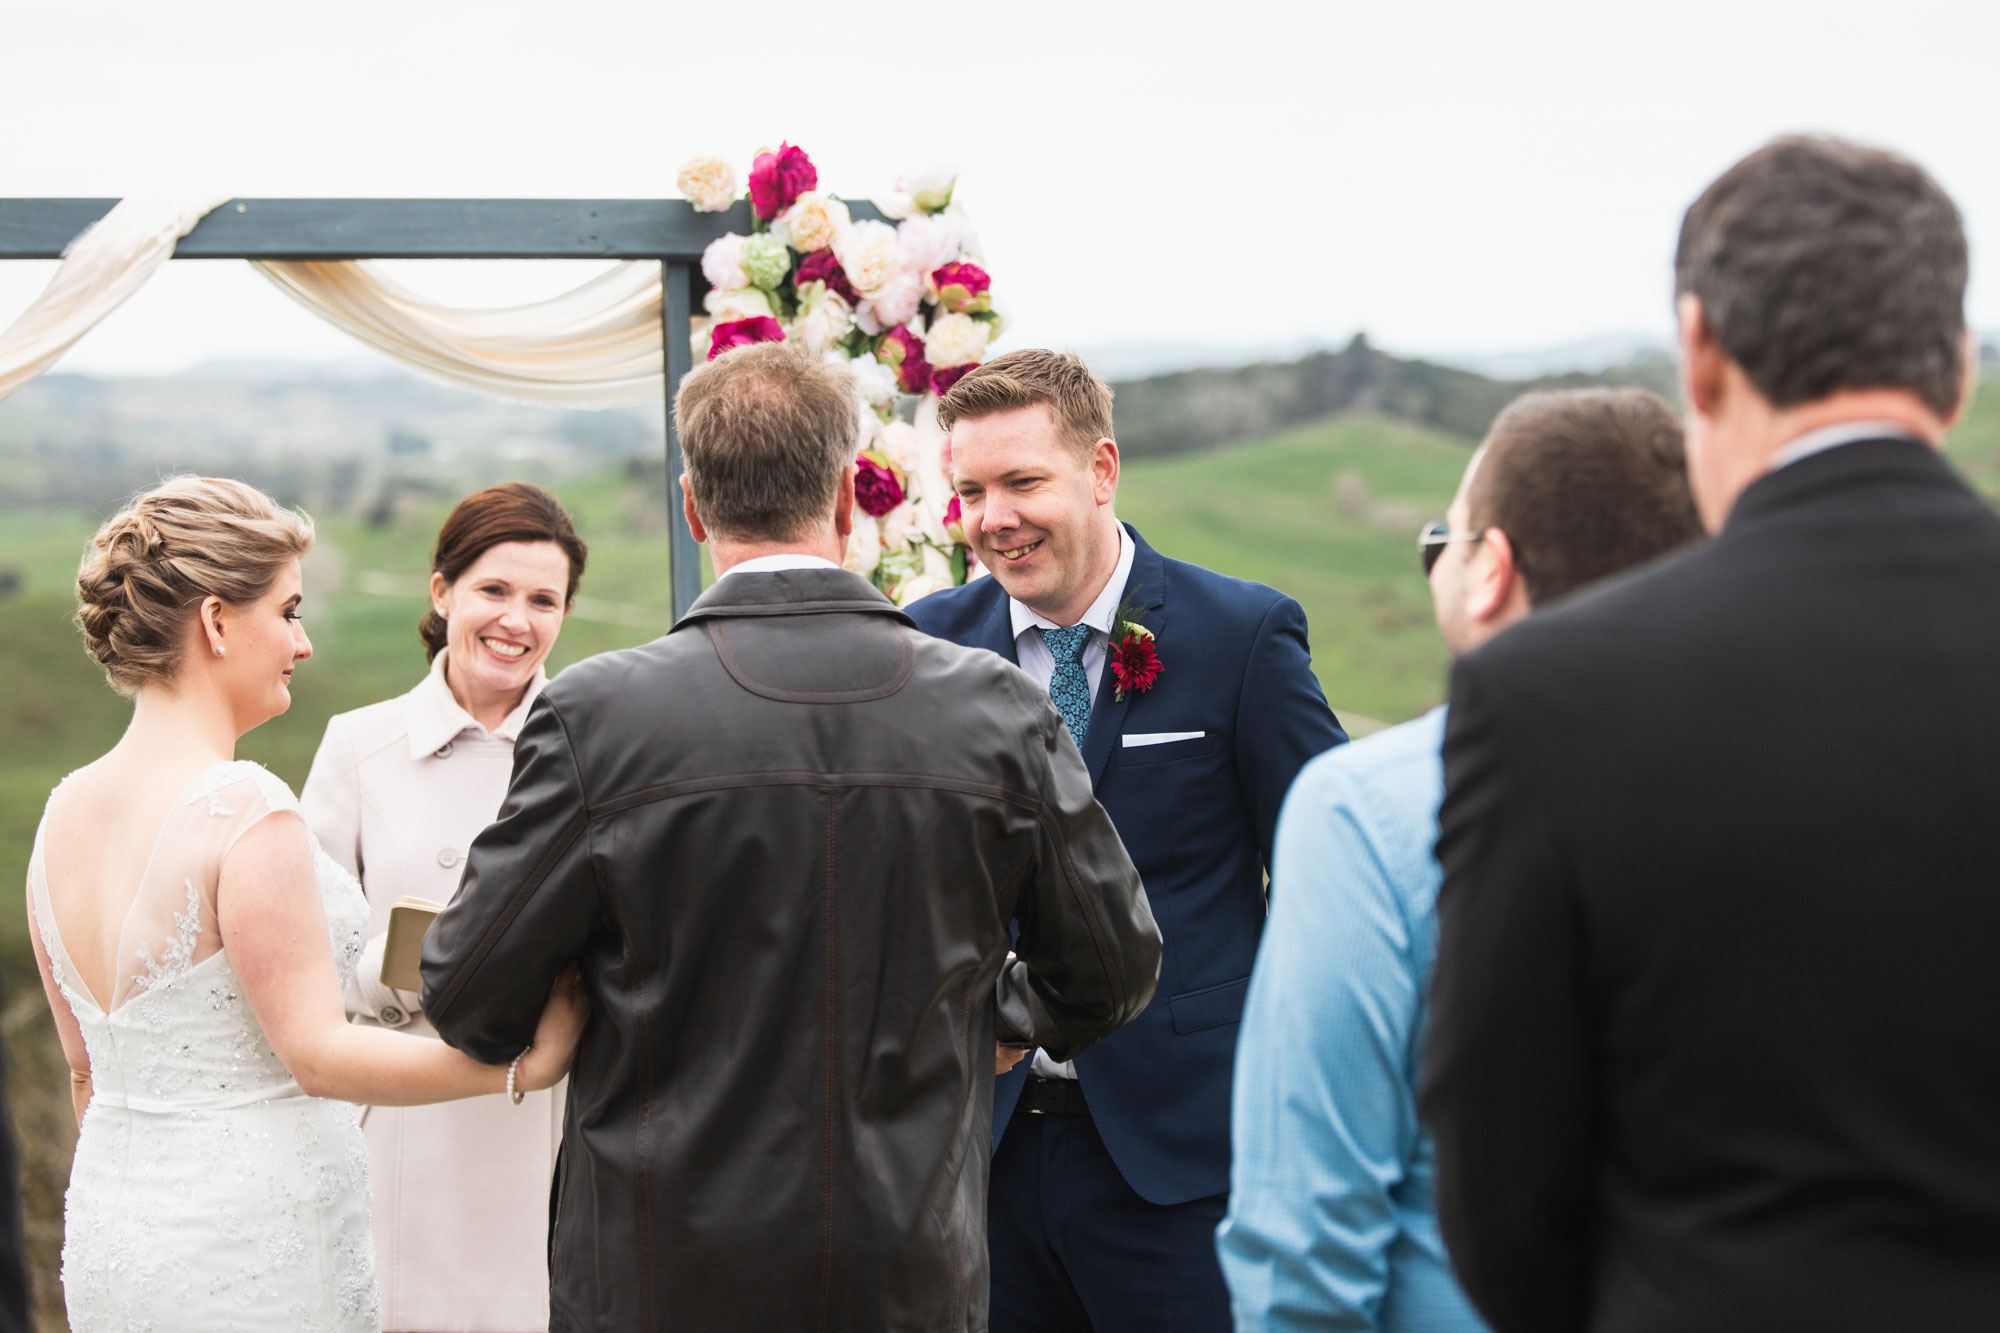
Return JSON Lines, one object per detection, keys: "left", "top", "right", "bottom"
{"left": 908, "top": 349, "right": 1346, "bottom": 1330}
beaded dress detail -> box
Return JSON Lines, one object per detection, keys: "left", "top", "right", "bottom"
{"left": 28, "top": 761, "right": 380, "bottom": 1331}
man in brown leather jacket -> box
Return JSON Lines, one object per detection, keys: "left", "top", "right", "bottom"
{"left": 421, "top": 340, "right": 1163, "bottom": 1333}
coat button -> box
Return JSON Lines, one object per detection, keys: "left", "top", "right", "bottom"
{"left": 379, "top": 1005, "right": 406, "bottom": 1025}
{"left": 434, "top": 742, "right": 454, "bottom": 759}
{"left": 437, "top": 848, "right": 460, "bottom": 868}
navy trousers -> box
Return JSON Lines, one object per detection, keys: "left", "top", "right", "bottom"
{"left": 988, "top": 1102, "right": 1230, "bottom": 1333}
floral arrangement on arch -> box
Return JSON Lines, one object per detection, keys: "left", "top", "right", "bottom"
{"left": 676, "top": 143, "right": 1001, "bottom": 605}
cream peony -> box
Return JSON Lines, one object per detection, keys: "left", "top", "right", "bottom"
{"left": 834, "top": 220, "right": 903, "bottom": 294}
{"left": 939, "top": 205, "right": 984, "bottom": 264}
{"left": 792, "top": 289, "right": 853, "bottom": 354}
{"left": 894, "top": 573, "right": 949, "bottom": 607}
{"left": 703, "top": 285, "right": 775, "bottom": 322}
{"left": 677, "top": 156, "right": 737, "bottom": 213}
{"left": 856, "top": 268, "right": 925, "bottom": 337}
{"left": 899, "top": 166, "right": 958, "bottom": 214}
{"left": 848, "top": 356, "right": 900, "bottom": 410}
{"left": 896, "top": 214, "right": 960, "bottom": 278}
{"left": 879, "top": 503, "right": 916, "bottom": 550}
{"left": 781, "top": 193, "right": 850, "bottom": 254}
{"left": 844, "top": 515, "right": 882, "bottom": 578}
{"left": 878, "top": 420, "right": 925, "bottom": 475}
{"left": 924, "top": 312, "right": 990, "bottom": 368}
{"left": 701, "top": 233, "right": 750, "bottom": 292}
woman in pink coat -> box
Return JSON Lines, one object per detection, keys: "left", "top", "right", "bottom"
{"left": 302, "top": 482, "right": 587, "bottom": 1332}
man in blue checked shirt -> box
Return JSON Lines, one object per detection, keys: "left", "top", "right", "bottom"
{"left": 1217, "top": 387, "right": 1705, "bottom": 1332}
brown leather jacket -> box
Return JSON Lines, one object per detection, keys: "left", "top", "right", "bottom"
{"left": 422, "top": 568, "right": 1161, "bottom": 1332}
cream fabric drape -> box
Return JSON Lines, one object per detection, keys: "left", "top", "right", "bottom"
{"left": 0, "top": 195, "right": 227, "bottom": 401}
{"left": 252, "top": 259, "right": 665, "bottom": 408}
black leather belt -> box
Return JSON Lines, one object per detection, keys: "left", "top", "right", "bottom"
{"left": 1017, "top": 1074, "right": 1090, "bottom": 1116}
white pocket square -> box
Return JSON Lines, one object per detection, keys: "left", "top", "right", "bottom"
{"left": 1122, "top": 731, "right": 1205, "bottom": 748}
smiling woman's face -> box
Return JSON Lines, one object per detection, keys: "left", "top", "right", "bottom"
{"left": 431, "top": 540, "right": 572, "bottom": 712}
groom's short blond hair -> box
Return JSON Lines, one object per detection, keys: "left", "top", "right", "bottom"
{"left": 937, "top": 349, "right": 1114, "bottom": 462}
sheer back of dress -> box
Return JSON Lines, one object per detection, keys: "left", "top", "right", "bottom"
{"left": 28, "top": 760, "right": 368, "bottom": 1112}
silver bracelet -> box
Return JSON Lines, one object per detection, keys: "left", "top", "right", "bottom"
{"left": 507, "top": 1046, "right": 531, "bottom": 1105}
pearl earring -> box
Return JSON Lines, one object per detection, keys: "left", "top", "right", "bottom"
{"left": 214, "top": 646, "right": 224, "bottom": 657}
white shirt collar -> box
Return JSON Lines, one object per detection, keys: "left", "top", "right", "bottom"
{"left": 406, "top": 648, "right": 548, "bottom": 758}
{"left": 1768, "top": 420, "right": 1923, "bottom": 473}
{"left": 1008, "top": 524, "right": 1137, "bottom": 643}
{"left": 721, "top": 553, "right": 842, "bottom": 577}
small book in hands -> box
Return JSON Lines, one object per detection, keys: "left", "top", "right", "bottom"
{"left": 380, "top": 897, "right": 446, "bottom": 994}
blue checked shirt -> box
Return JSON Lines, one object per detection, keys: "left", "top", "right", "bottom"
{"left": 1217, "top": 707, "right": 1486, "bottom": 1332}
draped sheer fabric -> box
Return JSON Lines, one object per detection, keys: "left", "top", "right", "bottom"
{"left": 251, "top": 258, "right": 666, "bottom": 407}
{"left": 0, "top": 195, "right": 227, "bottom": 401}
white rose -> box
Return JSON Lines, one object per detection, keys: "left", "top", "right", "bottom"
{"left": 872, "top": 192, "right": 914, "bottom": 221}
{"left": 920, "top": 542, "right": 954, "bottom": 583}
{"left": 898, "top": 166, "right": 958, "bottom": 214}
{"left": 833, "top": 219, "right": 903, "bottom": 294}
{"left": 703, "top": 285, "right": 774, "bottom": 322}
{"left": 844, "top": 515, "right": 882, "bottom": 578}
{"left": 848, "top": 356, "right": 899, "bottom": 410}
{"left": 689, "top": 317, "right": 712, "bottom": 359}
{"left": 781, "top": 192, "right": 850, "bottom": 254}
{"left": 856, "top": 269, "right": 925, "bottom": 336}
{"left": 879, "top": 503, "right": 916, "bottom": 551}
{"left": 896, "top": 214, "right": 959, "bottom": 278}
{"left": 701, "top": 233, "right": 750, "bottom": 292}
{"left": 924, "top": 312, "right": 990, "bottom": 369}
{"left": 677, "top": 156, "right": 737, "bottom": 213}
{"left": 894, "top": 573, "right": 949, "bottom": 607}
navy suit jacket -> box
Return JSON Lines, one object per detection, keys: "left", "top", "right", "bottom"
{"left": 907, "top": 524, "right": 1345, "bottom": 1205}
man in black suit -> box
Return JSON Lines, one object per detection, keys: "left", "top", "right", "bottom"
{"left": 1421, "top": 135, "right": 1998, "bottom": 1333}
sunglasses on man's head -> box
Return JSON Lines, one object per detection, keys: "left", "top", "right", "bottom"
{"left": 1418, "top": 520, "right": 1485, "bottom": 576}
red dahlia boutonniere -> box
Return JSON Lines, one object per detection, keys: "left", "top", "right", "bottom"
{"left": 1110, "top": 620, "right": 1161, "bottom": 702}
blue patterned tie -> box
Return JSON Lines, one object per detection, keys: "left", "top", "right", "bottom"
{"left": 1038, "top": 624, "right": 1093, "bottom": 750}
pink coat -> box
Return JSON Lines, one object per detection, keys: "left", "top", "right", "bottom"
{"left": 302, "top": 651, "right": 562, "bottom": 1333}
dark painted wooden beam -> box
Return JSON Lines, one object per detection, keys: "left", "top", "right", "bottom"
{"left": 0, "top": 197, "right": 887, "bottom": 261}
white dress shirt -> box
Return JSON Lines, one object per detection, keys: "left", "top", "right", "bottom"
{"left": 721, "top": 553, "right": 843, "bottom": 576}
{"left": 1005, "top": 523, "right": 1136, "bottom": 1079}
{"left": 1768, "top": 419, "right": 1923, "bottom": 472}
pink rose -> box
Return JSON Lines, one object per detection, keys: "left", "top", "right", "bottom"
{"left": 707, "top": 316, "right": 786, "bottom": 360}
{"left": 931, "top": 262, "right": 992, "bottom": 314}
{"left": 795, "top": 248, "right": 858, "bottom": 304}
{"left": 854, "top": 458, "right": 906, "bottom": 517}
{"left": 932, "top": 362, "right": 978, "bottom": 393}
{"left": 943, "top": 493, "right": 966, "bottom": 544}
{"left": 748, "top": 143, "right": 817, "bottom": 221}
{"left": 876, "top": 325, "right": 934, "bottom": 395}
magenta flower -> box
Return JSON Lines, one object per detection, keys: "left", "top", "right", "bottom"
{"left": 931, "top": 261, "right": 992, "bottom": 314}
{"left": 932, "top": 362, "right": 979, "bottom": 394}
{"left": 796, "top": 248, "right": 859, "bottom": 304}
{"left": 707, "top": 316, "right": 785, "bottom": 360}
{"left": 943, "top": 493, "right": 966, "bottom": 544}
{"left": 854, "top": 458, "right": 906, "bottom": 517}
{"left": 876, "top": 324, "right": 933, "bottom": 394}
{"left": 748, "top": 143, "right": 818, "bottom": 221}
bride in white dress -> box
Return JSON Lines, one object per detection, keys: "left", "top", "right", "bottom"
{"left": 23, "top": 477, "right": 588, "bottom": 1331}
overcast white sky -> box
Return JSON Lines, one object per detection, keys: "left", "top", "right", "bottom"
{"left": 4, "top": 0, "right": 1998, "bottom": 375}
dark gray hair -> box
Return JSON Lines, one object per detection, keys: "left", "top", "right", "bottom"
{"left": 674, "top": 341, "right": 859, "bottom": 543}
{"left": 1675, "top": 135, "right": 1967, "bottom": 418}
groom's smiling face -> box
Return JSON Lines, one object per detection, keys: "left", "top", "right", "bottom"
{"left": 949, "top": 402, "right": 1121, "bottom": 624}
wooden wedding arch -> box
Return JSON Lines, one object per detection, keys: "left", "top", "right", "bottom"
{"left": 0, "top": 197, "right": 886, "bottom": 620}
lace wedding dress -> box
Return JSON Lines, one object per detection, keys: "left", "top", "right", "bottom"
{"left": 28, "top": 760, "right": 382, "bottom": 1331}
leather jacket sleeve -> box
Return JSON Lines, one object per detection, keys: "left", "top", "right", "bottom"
{"left": 421, "top": 696, "right": 600, "bottom": 1064}
{"left": 995, "top": 704, "right": 1162, "bottom": 1063}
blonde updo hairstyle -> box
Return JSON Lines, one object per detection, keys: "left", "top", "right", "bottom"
{"left": 76, "top": 476, "right": 315, "bottom": 694}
